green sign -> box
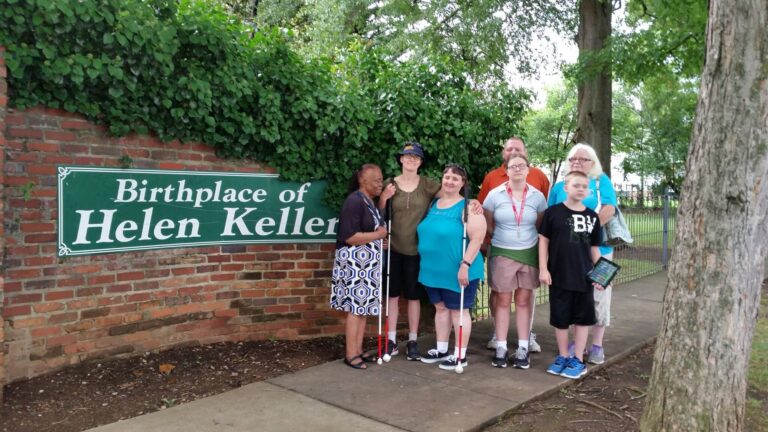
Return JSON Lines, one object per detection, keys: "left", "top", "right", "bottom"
{"left": 57, "top": 166, "right": 338, "bottom": 256}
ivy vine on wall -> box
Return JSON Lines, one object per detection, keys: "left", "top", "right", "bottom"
{"left": 0, "top": 0, "right": 530, "bottom": 208}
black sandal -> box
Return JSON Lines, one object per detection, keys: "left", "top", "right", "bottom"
{"left": 344, "top": 355, "right": 367, "bottom": 370}
{"left": 360, "top": 352, "right": 377, "bottom": 363}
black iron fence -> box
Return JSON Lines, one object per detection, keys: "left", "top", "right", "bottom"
{"left": 472, "top": 188, "right": 677, "bottom": 321}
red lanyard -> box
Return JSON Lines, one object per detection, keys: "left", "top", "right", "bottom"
{"left": 505, "top": 183, "right": 528, "bottom": 230}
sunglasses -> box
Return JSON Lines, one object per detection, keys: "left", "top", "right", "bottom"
{"left": 444, "top": 163, "right": 467, "bottom": 175}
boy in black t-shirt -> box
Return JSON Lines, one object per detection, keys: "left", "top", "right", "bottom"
{"left": 538, "top": 171, "right": 604, "bottom": 379}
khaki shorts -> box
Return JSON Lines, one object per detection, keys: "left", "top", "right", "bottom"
{"left": 490, "top": 255, "right": 539, "bottom": 292}
{"left": 594, "top": 252, "right": 613, "bottom": 326}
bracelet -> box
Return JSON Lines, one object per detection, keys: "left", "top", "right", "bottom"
{"left": 461, "top": 260, "right": 472, "bottom": 267}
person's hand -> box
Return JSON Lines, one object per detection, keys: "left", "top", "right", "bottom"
{"left": 468, "top": 199, "right": 483, "bottom": 215}
{"left": 373, "top": 225, "right": 388, "bottom": 240}
{"left": 458, "top": 264, "right": 469, "bottom": 287}
{"left": 380, "top": 183, "right": 396, "bottom": 202}
{"left": 539, "top": 269, "right": 552, "bottom": 286}
{"left": 592, "top": 281, "right": 606, "bottom": 291}
{"left": 382, "top": 236, "right": 389, "bottom": 250}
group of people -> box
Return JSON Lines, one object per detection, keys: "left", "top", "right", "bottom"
{"left": 330, "top": 137, "right": 617, "bottom": 379}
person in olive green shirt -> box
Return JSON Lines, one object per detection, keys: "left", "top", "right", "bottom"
{"left": 378, "top": 142, "right": 440, "bottom": 361}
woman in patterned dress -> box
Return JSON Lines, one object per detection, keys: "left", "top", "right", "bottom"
{"left": 330, "top": 164, "right": 388, "bottom": 369}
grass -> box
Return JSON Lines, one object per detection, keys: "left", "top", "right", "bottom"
{"left": 614, "top": 257, "right": 663, "bottom": 284}
{"left": 623, "top": 211, "right": 677, "bottom": 248}
{"left": 746, "top": 283, "right": 768, "bottom": 431}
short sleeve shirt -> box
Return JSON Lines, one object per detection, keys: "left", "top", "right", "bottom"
{"left": 538, "top": 203, "right": 601, "bottom": 292}
{"left": 385, "top": 176, "right": 441, "bottom": 255}
{"left": 336, "top": 191, "right": 383, "bottom": 249}
{"left": 482, "top": 184, "right": 547, "bottom": 249}
{"left": 548, "top": 173, "right": 617, "bottom": 255}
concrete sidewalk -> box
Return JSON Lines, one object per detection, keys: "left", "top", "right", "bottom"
{"left": 89, "top": 272, "right": 666, "bottom": 432}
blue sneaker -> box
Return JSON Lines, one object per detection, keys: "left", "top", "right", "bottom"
{"left": 546, "top": 355, "right": 568, "bottom": 375}
{"left": 560, "top": 357, "right": 587, "bottom": 379}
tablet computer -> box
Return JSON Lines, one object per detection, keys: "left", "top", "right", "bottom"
{"left": 587, "top": 257, "right": 621, "bottom": 287}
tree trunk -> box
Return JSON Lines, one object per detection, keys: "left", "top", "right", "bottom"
{"left": 640, "top": 1, "right": 768, "bottom": 431}
{"left": 574, "top": 0, "right": 612, "bottom": 176}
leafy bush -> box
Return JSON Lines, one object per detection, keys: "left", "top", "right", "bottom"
{"left": 0, "top": 0, "right": 529, "bottom": 208}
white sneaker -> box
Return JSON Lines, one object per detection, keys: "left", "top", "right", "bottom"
{"left": 486, "top": 337, "right": 498, "bottom": 350}
{"left": 529, "top": 332, "right": 542, "bottom": 353}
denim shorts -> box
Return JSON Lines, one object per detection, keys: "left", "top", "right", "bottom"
{"left": 425, "top": 279, "right": 479, "bottom": 310}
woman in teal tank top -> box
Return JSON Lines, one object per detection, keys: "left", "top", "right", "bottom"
{"left": 416, "top": 164, "right": 486, "bottom": 371}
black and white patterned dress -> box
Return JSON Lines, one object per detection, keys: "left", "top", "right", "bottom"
{"left": 330, "top": 191, "right": 383, "bottom": 316}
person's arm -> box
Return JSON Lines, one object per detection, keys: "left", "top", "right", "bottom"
{"left": 378, "top": 182, "right": 396, "bottom": 211}
{"left": 457, "top": 211, "right": 487, "bottom": 287}
{"left": 589, "top": 245, "right": 607, "bottom": 291}
{"left": 346, "top": 226, "right": 387, "bottom": 246}
{"left": 535, "top": 212, "right": 544, "bottom": 230}
{"left": 484, "top": 209, "right": 495, "bottom": 239}
{"left": 598, "top": 205, "right": 615, "bottom": 225}
{"left": 468, "top": 199, "right": 483, "bottom": 215}
{"left": 597, "top": 174, "right": 617, "bottom": 224}
{"left": 538, "top": 235, "right": 551, "bottom": 285}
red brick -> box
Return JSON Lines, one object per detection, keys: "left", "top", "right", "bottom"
{"left": 20, "top": 222, "right": 55, "bottom": 233}
{"left": 25, "top": 256, "right": 55, "bottom": 266}
{"left": 27, "top": 142, "right": 60, "bottom": 152}
{"left": 31, "top": 327, "right": 61, "bottom": 338}
{"left": 111, "top": 304, "right": 137, "bottom": 314}
{"left": 76, "top": 286, "right": 103, "bottom": 297}
{"left": 46, "top": 290, "right": 74, "bottom": 301}
{"left": 72, "top": 264, "right": 101, "bottom": 274}
{"left": 107, "top": 284, "right": 132, "bottom": 293}
{"left": 5, "top": 114, "right": 26, "bottom": 125}
{"left": 33, "top": 302, "right": 65, "bottom": 313}
{"left": 66, "top": 299, "right": 97, "bottom": 310}
{"left": 98, "top": 296, "right": 125, "bottom": 306}
{"left": 60, "top": 120, "right": 92, "bottom": 130}
{"left": 43, "top": 130, "right": 77, "bottom": 141}
{"left": 7, "top": 268, "right": 41, "bottom": 279}
{"left": 58, "top": 277, "right": 87, "bottom": 288}
{"left": 25, "top": 233, "right": 56, "bottom": 243}
{"left": 8, "top": 127, "right": 43, "bottom": 138}
{"left": 172, "top": 267, "right": 195, "bottom": 276}
{"left": 48, "top": 312, "right": 79, "bottom": 324}
{"left": 47, "top": 334, "right": 78, "bottom": 347}
{"left": 42, "top": 155, "right": 75, "bottom": 164}
{"left": 88, "top": 274, "right": 116, "bottom": 284}
{"left": 27, "top": 165, "right": 58, "bottom": 175}
{"left": 126, "top": 293, "right": 151, "bottom": 302}
{"left": 8, "top": 293, "right": 43, "bottom": 304}
{"left": 117, "top": 271, "right": 144, "bottom": 281}
{"left": 9, "top": 316, "right": 46, "bottom": 329}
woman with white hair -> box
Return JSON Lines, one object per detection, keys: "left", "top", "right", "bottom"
{"left": 547, "top": 143, "right": 617, "bottom": 365}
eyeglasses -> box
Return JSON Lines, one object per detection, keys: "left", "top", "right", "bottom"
{"left": 507, "top": 163, "right": 528, "bottom": 171}
{"left": 568, "top": 157, "right": 592, "bottom": 163}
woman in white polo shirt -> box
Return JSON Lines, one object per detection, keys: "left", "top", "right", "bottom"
{"left": 482, "top": 152, "right": 547, "bottom": 369}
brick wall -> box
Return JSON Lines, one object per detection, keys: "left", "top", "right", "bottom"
{"left": 1, "top": 45, "right": 7, "bottom": 402}
{"left": 0, "top": 47, "right": 346, "bottom": 384}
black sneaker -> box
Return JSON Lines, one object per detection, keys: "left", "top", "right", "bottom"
{"left": 385, "top": 340, "right": 399, "bottom": 357}
{"left": 491, "top": 347, "right": 508, "bottom": 368}
{"left": 438, "top": 355, "right": 468, "bottom": 371}
{"left": 512, "top": 346, "right": 530, "bottom": 369}
{"left": 406, "top": 340, "right": 421, "bottom": 361}
{"left": 420, "top": 348, "right": 450, "bottom": 364}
